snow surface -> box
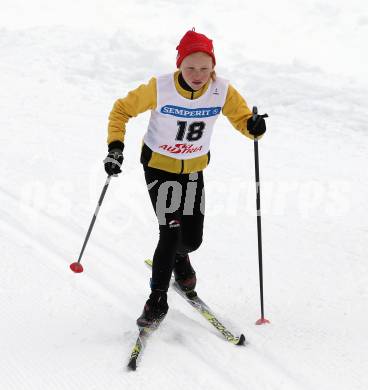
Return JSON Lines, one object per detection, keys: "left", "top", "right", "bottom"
{"left": 1, "top": 0, "right": 367, "bottom": 389}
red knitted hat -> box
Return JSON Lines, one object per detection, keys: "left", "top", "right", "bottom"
{"left": 176, "top": 28, "right": 216, "bottom": 68}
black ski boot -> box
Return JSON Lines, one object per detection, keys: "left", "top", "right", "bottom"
{"left": 173, "top": 254, "right": 197, "bottom": 292}
{"left": 136, "top": 290, "right": 169, "bottom": 328}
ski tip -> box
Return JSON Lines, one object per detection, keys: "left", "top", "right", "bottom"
{"left": 127, "top": 359, "right": 137, "bottom": 371}
{"left": 144, "top": 259, "right": 153, "bottom": 267}
{"left": 236, "top": 334, "right": 246, "bottom": 346}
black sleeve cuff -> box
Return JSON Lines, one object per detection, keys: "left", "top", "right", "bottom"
{"left": 108, "top": 141, "right": 125, "bottom": 152}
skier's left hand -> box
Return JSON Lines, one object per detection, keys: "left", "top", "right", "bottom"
{"left": 247, "top": 116, "right": 267, "bottom": 137}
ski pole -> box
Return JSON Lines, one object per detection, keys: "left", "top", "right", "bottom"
{"left": 70, "top": 175, "right": 112, "bottom": 273}
{"left": 252, "top": 106, "right": 270, "bottom": 325}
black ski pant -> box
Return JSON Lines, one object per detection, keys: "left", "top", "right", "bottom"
{"left": 144, "top": 166, "right": 205, "bottom": 291}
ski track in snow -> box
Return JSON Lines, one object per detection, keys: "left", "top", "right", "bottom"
{"left": 1, "top": 4, "right": 368, "bottom": 389}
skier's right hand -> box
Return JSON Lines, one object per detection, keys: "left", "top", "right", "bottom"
{"left": 104, "top": 142, "right": 124, "bottom": 176}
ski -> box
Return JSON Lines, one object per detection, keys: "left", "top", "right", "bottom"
{"left": 127, "top": 320, "right": 162, "bottom": 371}
{"left": 144, "top": 259, "right": 246, "bottom": 346}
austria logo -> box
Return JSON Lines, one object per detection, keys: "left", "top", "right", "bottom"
{"left": 159, "top": 143, "right": 203, "bottom": 154}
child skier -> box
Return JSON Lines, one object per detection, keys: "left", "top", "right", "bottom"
{"left": 104, "top": 28, "right": 267, "bottom": 327}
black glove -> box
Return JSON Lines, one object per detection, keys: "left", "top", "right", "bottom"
{"left": 104, "top": 141, "right": 124, "bottom": 176}
{"left": 247, "top": 116, "right": 267, "bottom": 137}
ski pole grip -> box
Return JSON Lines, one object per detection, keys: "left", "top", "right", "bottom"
{"left": 253, "top": 106, "right": 269, "bottom": 119}
{"left": 252, "top": 106, "right": 258, "bottom": 121}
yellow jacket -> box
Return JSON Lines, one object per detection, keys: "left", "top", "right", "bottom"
{"left": 108, "top": 71, "right": 254, "bottom": 173}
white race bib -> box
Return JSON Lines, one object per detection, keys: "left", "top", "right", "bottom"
{"left": 144, "top": 74, "right": 229, "bottom": 159}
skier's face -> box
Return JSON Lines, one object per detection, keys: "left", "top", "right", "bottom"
{"left": 180, "top": 52, "right": 214, "bottom": 90}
